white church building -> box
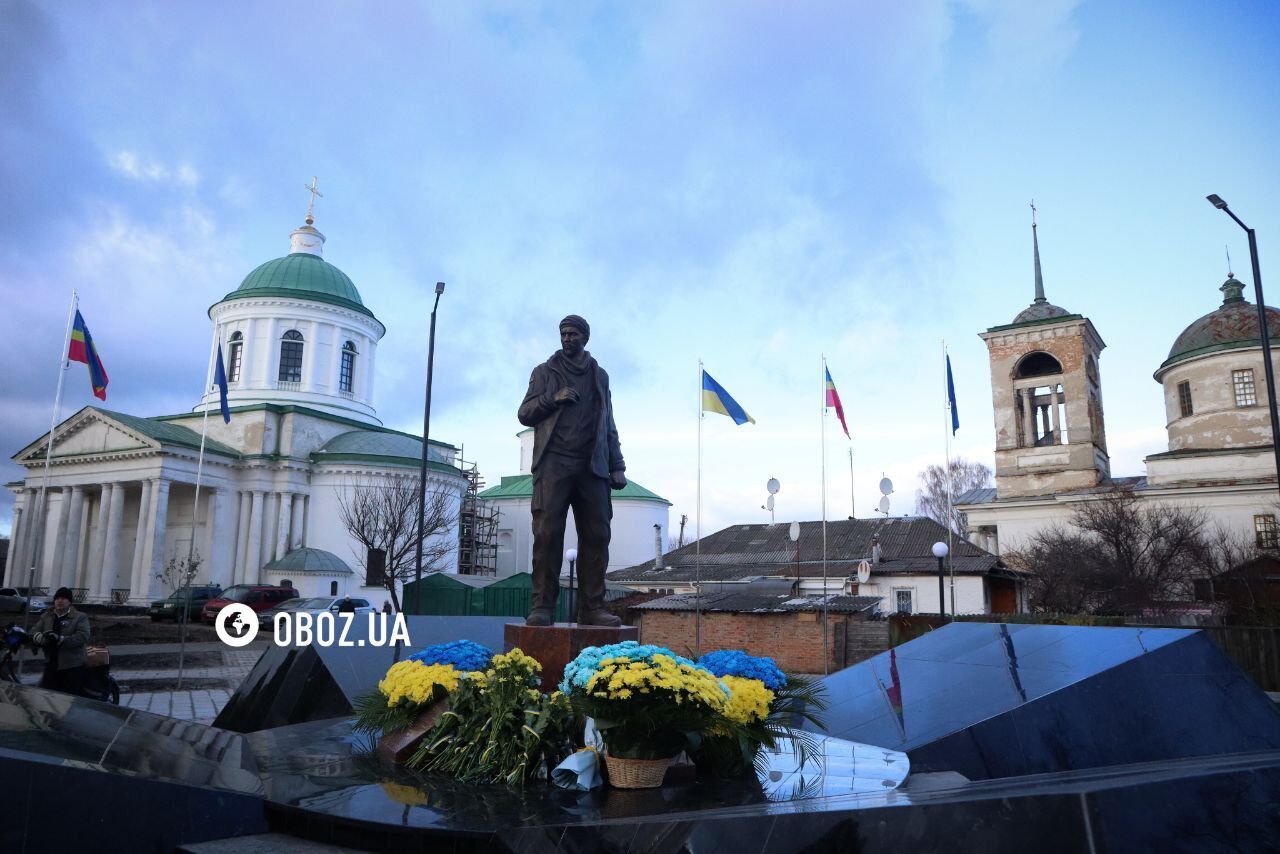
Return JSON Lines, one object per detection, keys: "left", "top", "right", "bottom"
{"left": 5, "top": 211, "right": 466, "bottom": 604}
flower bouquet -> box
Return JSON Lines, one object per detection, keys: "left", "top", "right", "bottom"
{"left": 354, "top": 640, "right": 494, "bottom": 763}
{"left": 692, "top": 650, "right": 828, "bottom": 779}
{"left": 409, "top": 648, "right": 574, "bottom": 785}
{"left": 560, "top": 641, "right": 729, "bottom": 788}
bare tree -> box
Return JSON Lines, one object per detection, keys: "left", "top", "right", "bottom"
{"left": 1013, "top": 487, "right": 1218, "bottom": 615}
{"left": 155, "top": 553, "right": 202, "bottom": 596}
{"left": 914, "top": 458, "right": 993, "bottom": 535}
{"left": 336, "top": 477, "right": 458, "bottom": 612}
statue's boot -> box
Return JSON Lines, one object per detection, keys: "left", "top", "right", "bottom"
{"left": 526, "top": 608, "right": 554, "bottom": 627}
{"left": 578, "top": 609, "right": 622, "bottom": 627}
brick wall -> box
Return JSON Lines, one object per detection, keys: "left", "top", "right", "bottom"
{"left": 637, "top": 610, "right": 850, "bottom": 674}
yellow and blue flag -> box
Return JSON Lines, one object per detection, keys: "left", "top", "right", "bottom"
{"left": 701, "top": 370, "right": 755, "bottom": 425}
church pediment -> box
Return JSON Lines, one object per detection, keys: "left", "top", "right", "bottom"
{"left": 14, "top": 407, "right": 159, "bottom": 464}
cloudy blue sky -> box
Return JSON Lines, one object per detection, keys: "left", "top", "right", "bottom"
{"left": 2, "top": 0, "right": 1279, "bottom": 538}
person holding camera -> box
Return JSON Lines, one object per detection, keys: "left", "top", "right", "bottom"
{"left": 31, "top": 587, "right": 91, "bottom": 696}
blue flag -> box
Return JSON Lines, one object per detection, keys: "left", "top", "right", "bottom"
{"left": 214, "top": 344, "right": 231, "bottom": 423}
{"left": 946, "top": 354, "right": 959, "bottom": 435}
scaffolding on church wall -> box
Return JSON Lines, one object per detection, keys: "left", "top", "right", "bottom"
{"left": 457, "top": 460, "right": 498, "bottom": 576}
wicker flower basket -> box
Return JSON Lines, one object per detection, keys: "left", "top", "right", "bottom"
{"left": 604, "top": 751, "right": 673, "bottom": 789}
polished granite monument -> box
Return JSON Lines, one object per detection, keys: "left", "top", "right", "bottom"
{"left": 3, "top": 621, "right": 1280, "bottom": 851}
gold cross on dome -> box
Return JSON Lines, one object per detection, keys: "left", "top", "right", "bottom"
{"left": 1030, "top": 199, "right": 1037, "bottom": 227}
{"left": 304, "top": 176, "right": 323, "bottom": 223}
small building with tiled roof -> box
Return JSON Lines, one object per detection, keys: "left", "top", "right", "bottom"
{"left": 6, "top": 209, "right": 467, "bottom": 606}
{"left": 479, "top": 428, "right": 670, "bottom": 578}
{"left": 608, "top": 515, "right": 1027, "bottom": 617}
{"left": 957, "top": 214, "right": 1279, "bottom": 558}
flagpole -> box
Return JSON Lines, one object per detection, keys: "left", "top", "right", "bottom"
{"left": 695, "top": 359, "right": 703, "bottom": 657}
{"left": 177, "top": 323, "right": 220, "bottom": 692}
{"left": 849, "top": 446, "right": 855, "bottom": 519}
{"left": 944, "top": 340, "right": 955, "bottom": 618}
{"left": 21, "top": 291, "right": 79, "bottom": 675}
{"left": 820, "top": 354, "right": 829, "bottom": 675}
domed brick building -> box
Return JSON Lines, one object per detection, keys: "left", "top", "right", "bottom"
{"left": 6, "top": 208, "right": 466, "bottom": 604}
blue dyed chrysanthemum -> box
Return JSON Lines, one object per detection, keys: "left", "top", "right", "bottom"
{"left": 409, "top": 640, "right": 494, "bottom": 673}
{"left": 697, "top": 650, "right": 786, "bottom": 691}
{"left": 559, "top": 640, "right": 704, "bottom": 693}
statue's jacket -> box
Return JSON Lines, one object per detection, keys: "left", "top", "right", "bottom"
{"left": 518, "top": 352, "right": 625, "bottom": 482}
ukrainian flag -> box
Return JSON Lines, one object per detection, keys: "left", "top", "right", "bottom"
{"left": 701, "top": 370, "right": 755, "bottom": 425}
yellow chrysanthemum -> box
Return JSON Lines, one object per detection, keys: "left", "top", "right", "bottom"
{"left": 378, "top": 660, "right": 460, "bottom": 707}
{"left": 380, "top": 782, "right": 430, "bottom": 806}
{"left": 721, "top": 675, "right": 775, "bottom": 724}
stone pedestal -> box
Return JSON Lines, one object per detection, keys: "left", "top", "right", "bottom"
{"left": 504, "top": 622, "right": 639, "bottom": 693}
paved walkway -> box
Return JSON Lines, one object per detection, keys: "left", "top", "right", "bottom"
{"left": 19, "top": 642, "right": 269, "bottom": 726}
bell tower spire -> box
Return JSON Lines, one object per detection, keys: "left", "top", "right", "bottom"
{"left": 1032, "top": 200, "right": 1046, "bottom": 304}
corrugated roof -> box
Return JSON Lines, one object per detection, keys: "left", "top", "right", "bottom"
{"left": 633, "top": 591, "right": 882, "bottom": 614}
{"left": 312, "top": 430, "right": 455, "bottom": 467}
{"left": 478, "top": 473, "right": 670, "bottom": 504}
{"left": 609, "top": 516, "right": 1016, "bottom": 583}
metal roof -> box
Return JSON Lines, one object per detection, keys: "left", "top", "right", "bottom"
{"left": 609, "top": 516, "right": 1016, "bottom": 583}
{"left": 478, "top": 473, "right": 670, "bottom": 504}
{"left": 633, "top": 591, "right": 882, "bottom": 614}
{"left": 222, "top": 252, "right": 374, "bottom": 319}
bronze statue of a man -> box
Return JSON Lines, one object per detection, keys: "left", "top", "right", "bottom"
{"left": 518, "top": 315, "right": 625, "bottom": 627}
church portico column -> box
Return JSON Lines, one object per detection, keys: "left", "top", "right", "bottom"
{"left": 234, "top": 491, "right": 251, "bottom": 585}
{"left": 130, "top": 480, "right": 153, "bottom": 600}
{"left": 96, "top": 483, "right": 125, "bottom": 601}
{"left": 72, "top": 492, "right": 91, "bottom": 592}
{"left": 87, "top": 486, "right": 112, "bottom": 593}
{"left": 134, "top": 479, "right": 170, "bottom": 602}
{"left": 244, "top": 491, "right": 265, "bottom": 585}
{"left": 7, "top": 490, "right": 29, "bottom": 584}
{"left": 203, "top": 488, "right": 221, "bottom": 586}
{"left": 290, "top": 493, "right": 306, "bottom": 551}
{"left": 57, "top": 487, "right": 85, "bottom": 590}
{"left": 276, "top": 493, "right": 294, "bottom": 560}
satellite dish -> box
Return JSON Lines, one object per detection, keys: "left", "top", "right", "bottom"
{"left": 877, "top": 496, "right": 891, "bottom": 515}
{"left": 788, "top": 521, "right": 801, "bottom": 541}
{"left": 767, "top": 478, "right": 780, "bottom": 495}
{"left": 879, "top": 477, "right": 894, "bottom": 496}
{"left": 856, "top": 560, "right": 871, "bottom": 585}
{"left": 765, "top": 495, "right": 775, "bottom": 511}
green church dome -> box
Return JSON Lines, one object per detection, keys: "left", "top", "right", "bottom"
{"left": 1160, "top": 275, "right": 1280, "bottom": 371}
{"left": 223, "top": 252, "right": 373, "bottom": 318}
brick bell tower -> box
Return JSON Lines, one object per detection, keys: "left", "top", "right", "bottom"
{"left": 979, "top": 206, "right": 1110, "bottom": 499}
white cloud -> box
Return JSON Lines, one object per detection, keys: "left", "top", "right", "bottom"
{"left": 108, "top": 150, "right": 200, "bottom": 187}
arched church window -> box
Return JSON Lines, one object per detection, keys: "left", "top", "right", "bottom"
{"left": 1015, "top": 351, "right": 1063, "bottom": 379}
{"left": 278, "top": 330, "right": 304, "bottom": 383}
{"left": 340, "top": 340, "right": 357, "bottom": 393}
{"left": 227, "top": 332, "right": 243, "bottom": 383}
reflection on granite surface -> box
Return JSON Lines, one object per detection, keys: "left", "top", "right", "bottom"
{"left": 809, "top": 623, "right": 1280, "bottom": 780}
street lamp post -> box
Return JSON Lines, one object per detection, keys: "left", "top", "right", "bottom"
{"left": 1207, "top": 195, "right": 1280, "bottom": 498}
{"left": 931, "top": 541, "right": 949, "bottom": 618}
{"left": 414, "top": 282, "right": 446, "bottom": 613}
{"left": 565, "top": 548, "right": 578, "bottom": 625}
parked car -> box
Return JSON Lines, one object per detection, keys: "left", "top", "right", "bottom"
{"left": 201, "top": 585, "right": 299, "bottom": 624}
{"left": 256, "top": 595, "right": 318, "bottom": 629}
{"left": 149, "top": 585, "right": 223, "bottom": 622}
{"left": 0, "top": 588, "right": 49, "bottom": 616}
{"left": 295, "top": 596, "right": 377, "bottom": 617}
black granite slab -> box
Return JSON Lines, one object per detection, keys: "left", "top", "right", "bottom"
{"left": 808, "top": 622, "right": 1280, "bottom": 779}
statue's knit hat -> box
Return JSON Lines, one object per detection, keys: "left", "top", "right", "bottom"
{"left": 559, "top": 315, "right": 590, "bottom": 336}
